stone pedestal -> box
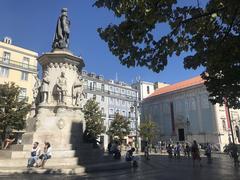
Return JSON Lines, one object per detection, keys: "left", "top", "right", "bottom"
{"left": 24, "top": 50, "right": 85, "bottom": 148}
{"left": 0, "top": 50, "right": 92, "bottom": 169}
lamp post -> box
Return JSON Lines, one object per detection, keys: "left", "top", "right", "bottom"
{"left": 186, "top": 116, "right": 190, "bottom": 142}
{"left": 130, "top": 100, "right": 139, "bottom": 153}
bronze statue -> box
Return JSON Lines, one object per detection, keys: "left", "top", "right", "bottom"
{"left": 52, "top": 8, "right": 70, "bottom": 50}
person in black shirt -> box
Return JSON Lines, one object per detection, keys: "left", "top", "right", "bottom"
{"left": 126, "top": 147, "right": 135, "bottom": 161}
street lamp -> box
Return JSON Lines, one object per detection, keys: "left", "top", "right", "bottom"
{"left": 130, "top": 101, "right": 139, "bottom": 153}
{"left": 186, "top": 116, "right": 190, "bottom": 141}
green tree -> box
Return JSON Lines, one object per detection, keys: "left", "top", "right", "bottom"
{"left": 82, "top": 99, "right": 105, "bottom": 143}
{"left": 107, "top": 113, "right": 130, "bottom": 142}
{"left": 0, "top": 83, "right": 31, "bottom": 140}
{"left": 94, "top": 0, "right": 240, "bottom": 108}
{"left": 139, "top": 119, "right": 158, "bottom": 144}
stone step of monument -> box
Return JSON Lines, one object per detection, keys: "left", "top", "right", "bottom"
{"left": 0, "top": 161, "right": 132, "bottom": 175}
{"left": 0, "top": 165, "right": 86, "bottom": 175}
{"left": 0, "top": 150, "right": 77, "bottom": 159}
{"left": 0, "top": 157, "right": 79, "bottom": 168}
{"left": 10, "top": 143, "right": 94, "bottom": 151}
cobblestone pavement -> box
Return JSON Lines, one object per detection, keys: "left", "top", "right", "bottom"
{"left": 0, "top": 153, "right": 239, "bottom": 180}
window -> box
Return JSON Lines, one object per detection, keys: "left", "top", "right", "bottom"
{"left": 90, "top": 82, "right": 93, "bottom": 90}
{"left": 101, "top": 107, "right": 105, "bottom": 114}
{"left": 22, "top": 57, "right": 29, "bottom": 68}
{"left": 101, "top": 84, "right": 105, "bottom": 91}
{"left": 122, "top": 100, "right": 125, "bottom": 105}
{"left": 101, "top": 96, "right": 105, "bottom": 102}
{"left": 109, "top": 109, "right": 114, "bottom": 114}
{"left": 122, "top": 111, "right": 126, "bottom": 116}
{"left": 93, "top": 94, "right": 96, "bottom": 100}
{"left": 3, "top": 52, "right": 10, "bottom": 64}
{"left": 93, "top": 82, "right": 97, "bottom": 90}
{"left": 21, "top": 71, "right": 28, "bottom": 81}
{"left": 147, "top": 86, "right": 150, "bottom": 94}
{"left": 19, "top": 88, "right": 27, "bottom": 99}
{"left": 0, "top": 67, "right": 9, "bottom": 77}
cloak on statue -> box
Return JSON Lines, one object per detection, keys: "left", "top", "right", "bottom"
{"left": 52, "top": 8, "right": 70, "bottom": 50}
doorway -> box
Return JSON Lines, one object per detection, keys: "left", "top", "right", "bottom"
{"left": 178, "top": 128, "right": 185, "bottom": 141}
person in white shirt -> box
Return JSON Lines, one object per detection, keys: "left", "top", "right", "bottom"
{"left": 37, "top": 142, "right": 52, "bottom": 168}
{"left": 27, "top": 142, "right": 41, "bottom": 167}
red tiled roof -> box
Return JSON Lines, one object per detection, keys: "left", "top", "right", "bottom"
{"left": 147, "top": 76, "right": 204, "bottom": 98}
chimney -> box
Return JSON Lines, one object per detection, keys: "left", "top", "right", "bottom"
{"left": 3, "top": 37, "right": 12, "bottom": 44}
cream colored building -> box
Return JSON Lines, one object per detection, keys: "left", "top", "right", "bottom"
{"left": 0, "top": 37, "right": 38, "bottom": 103}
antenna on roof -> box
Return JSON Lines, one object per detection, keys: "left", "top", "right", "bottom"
{"left": 115, "top": 72, "right": 118, "bottom": 81}
{"left": 135, "top": 75, "right": 141, "bottom": 82}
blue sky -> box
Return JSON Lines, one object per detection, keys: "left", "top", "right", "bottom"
{"left": 0, "top": 0, "right": 204, "bottom": 84}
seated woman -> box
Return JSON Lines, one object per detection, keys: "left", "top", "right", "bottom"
{"left": 27, "top": 142, "right": 41, "bottom": 167}
{"left": 37, "top": 142, "right": 52, "bottom": 168}
{"left": 3, "top": 134, "right": 15, "bottom": 149}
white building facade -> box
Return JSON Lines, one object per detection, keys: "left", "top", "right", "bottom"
{"left": 132, "top": 81, "right": 155, "bottom": 101}
{"left": 142, "top": 76, "right": 240, "bottom": 151}
{"left": 82, "top": 70, "right": 139, "bottom": 148}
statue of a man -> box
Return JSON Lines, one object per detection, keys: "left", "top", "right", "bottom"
{"left": 52, "top": 8, "right": 70, "bottom": 50}
{"left": 40, "top": 72, "right": 50, "bottom": 103}
{"left": 32, "top": 75, "right": 41, "bottom": 103}
{"left": 72, "top": 75, "right": 86, "bottom": 106}
{"left": 56, "top": 72, "right": 67, "bottom": 104}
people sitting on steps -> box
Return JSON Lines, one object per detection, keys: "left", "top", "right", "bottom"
{"left": 27, "top": 142, "right": 41, "bottom": 168}
{"left": 3, "top": 133, "right": 15, "bottom": 150}
{"left": 37, "top": 142, "right": 52, "bottom": 168}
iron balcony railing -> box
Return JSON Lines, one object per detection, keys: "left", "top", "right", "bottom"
{"left": 0, "top": 57, "right": 37, "bottom": 72}
{"left": 83, "top": 85, "right": 137, "bottom": 101}
{"left": 108, "top": 114, "right": 135, "bottom": 119}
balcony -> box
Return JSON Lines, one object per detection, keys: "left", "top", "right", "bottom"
{"left": 83, "top": 85, "right": 137, "bottom": 101}
{"left": 109, "top": 114, "right": 115, "bottom": 118}
{"left": 0, "top": 57, "right": 37, "bottom": 73}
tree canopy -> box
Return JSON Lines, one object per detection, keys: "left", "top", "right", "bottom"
{"left": 0, "top": 83, "right": 30, "bottom": 139}
{"left": 107, "top": 113, "right": 130, "bottom": 142}
{"left": 94, "top": 0, "right": 240, "bottom": 108}
{"left": 139, "top": 119, "right": 158, "bottom": 144}
{"left": 82, "top": 99, "right": 105, "bottom": 143}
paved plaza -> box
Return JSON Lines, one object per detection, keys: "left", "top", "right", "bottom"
{"left": 0, "top": 153, "right": 239, "bottom": 180}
